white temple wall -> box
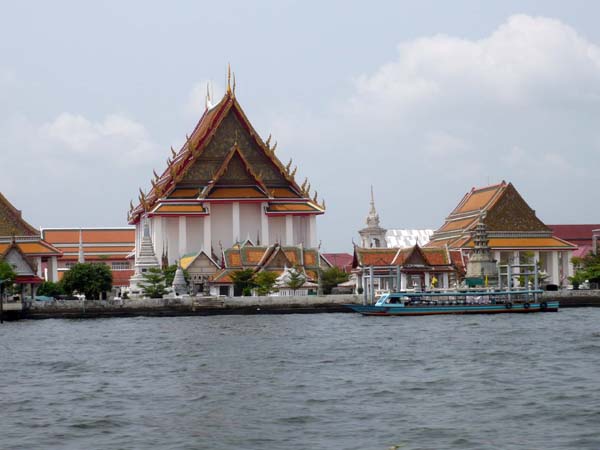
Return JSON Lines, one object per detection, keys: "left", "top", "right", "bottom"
{"left": 268, "top": 216, "right": 286, "bottom": 245}
{"left": 211, "top": 203, "right": 233, "bottom": 251}
{"left": 186, "top": 216, "right": 204, "bottom": 256}
{"left": 293, "top": 216, "right": 309, "bottom": 246}
{"left": 239, "top": 203, "right": 261, "bottom": 244}
{"left": 165, "top": 217, "right": 180, "bottom": 263}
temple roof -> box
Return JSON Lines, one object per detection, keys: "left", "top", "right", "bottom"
{"left": 42, "top": 228, "right": 134, "bottom": 261}
{"left": 353, "top": 244, "right": 464, "bottom": 271}
{"left": 0, "top": 192, "right": 40, "bottom": 237}
{"left": 209, "top": 242, "right": 329, "bottom": 284}
{"left": 426, "top": 181, "right": 566, "bottom": 249}
{"left": 129, "top": 75, "right": 324, "bottom": 224}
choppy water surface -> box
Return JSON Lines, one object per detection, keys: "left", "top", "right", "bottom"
{"left": 1, "top": 309, "right": 600, "bottom": 450}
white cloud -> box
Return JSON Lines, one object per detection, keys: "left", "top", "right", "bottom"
{"left": 39, "top": 113, "right": 159, "bottom": 166}
{"left": 347, "top": 14, "right": 600, "bottom": 118}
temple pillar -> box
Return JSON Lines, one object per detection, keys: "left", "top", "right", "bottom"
{"left": 48, "top": 256, "right": 58, "bottom": 282}
{"left": 232, "top": 202, "right": 240, "bottom": 243}
{"left": 442, "top": 272, "right": 449, "bottom": 289}
{"left": 551, "top": 251, "right": 560, "bottom": 285}
{"left": 35, "top": 257, "right": 42, "bottom": 278}
{"left": 152, "top": 217, "right": 164, "bottom": 261}
{"left": 424, "top": 272, "right": 430, "bottom": 289}
{"left": 178, "top": 216, "right": 187, "bottom": 259}
{"left": 203, "top": 214, "right": 212, "bottom": 253}
{"left": 308, "top": 215, "right": 317, "bottom": 248}
{"left": 400, "top": 272, "right": 407, "bottom": 290}
{"left": 261, "top": 202, "right": 269, "bottom": 246}
{"left": 285, "top": 215, "right": 294, "bottom": 245}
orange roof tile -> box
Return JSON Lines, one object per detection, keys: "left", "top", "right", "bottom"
{"left": 454, "top": 183, "right": 505, "bottom": 214}
{"left": 467, "top": 237, "right": 576, "bottom": 249}
{"left": 154, "top": 204, "right": 206, "bottom": 213}
{"left": 272, "top": 187, "right": 300, "bottom": 198}
{"left": 168, "top": 188, "right": 200, "bottom": 199}
{"left": 438, "top": 217, "right": 477, "bottom": 232}
{"left": 43, "top": 229, "right": 135, "bottom": 244}
{"left": 207, "top": 187, "right": 266, "bottom": 199}
{"left": 267, "top": 203, "right": 321, "bottom": 213}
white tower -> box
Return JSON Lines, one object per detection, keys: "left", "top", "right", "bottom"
{"left": 358, "top": 186, "right": 387, "bottom": 248}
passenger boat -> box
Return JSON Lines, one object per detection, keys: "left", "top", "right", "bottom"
{"left": 345, "top": 289, "right": 559, "bottom": 316}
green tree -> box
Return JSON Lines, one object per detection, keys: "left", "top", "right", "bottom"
{"left": 571, "top": 252, "right": 600, "bottom": 286}
{"left": 163, "top": 264, "right": 190, "bottom": 286}
{"left": 37, "top": 281, "right": 64, "bottom": 298}
{"left": 230, "top": 269, "right": 256, "bottom": 296}
{"left": 285, "top": 267, "right": 306, "bottom": 293}
{"left": 140, "top": 267, "right": 167, "bottom": 298}
{"left": 254, "top": 271, "right": 278, "bottom": 296}
{"left": 62, "top": 263, "right": 112, "bottom": 300}
{"left": 0, "top": 260, "right": 16, "bottom": 301}
{"left": 320, "top": 267, "right": 350, "bottom": 294}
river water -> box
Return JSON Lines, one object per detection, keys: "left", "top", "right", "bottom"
{"left": 1, "top": 309, "right": 600, "bottom": 450}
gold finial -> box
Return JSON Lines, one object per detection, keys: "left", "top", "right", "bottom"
{"left": 266, "top": 134, "right": 272, "bottom": 147}
{"left": 151, "top": 179, "right": 158, "bottom": 190}
{"left": 271, "top": 141, "right": 277, "bottom": 153}
{"left": 301, "top": 178, "right": 307, "bottom": 191}
{"left": 285, "top": 158, "right": 292, "bottom": 173}
{"left": 153, "top": 169, "right": 159, "bottom": 180}
{"left": 129, "top": 200, "right": 134, "bottom": 211}
{"left": 226, "top": 63, "right": 232, "bottom": 94}
{"left": 313, "top": 191, "right": 318, "bottom": 202}
{"left": 232, "top": 72, "right": 236, "bottom": 95}
{"left": 322, "top": 199, "right": 326, "bottom": 209}
{"left": 306, "top": 183, "right": 311, "bottom": 195}
{"left": 171, "top": 147, "right": 177, "bottom": 158}
{"left": 291, "top": 166, "right": 297, "bottom": 178}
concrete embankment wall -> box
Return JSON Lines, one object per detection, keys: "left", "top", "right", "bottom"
{"left": 21, "top": 290, "right": 600, "bottom": 320}
{"left": 24, "top": 294, "right": 363, "bottom": 319}
{"left": 542, "top": 290, "right": 600, "bottom": 307}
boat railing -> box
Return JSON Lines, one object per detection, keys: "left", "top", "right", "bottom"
{"left": 383, "top": 288, "right": 543, "bottom": 305}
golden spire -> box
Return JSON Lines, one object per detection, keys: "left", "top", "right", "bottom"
{"left": 232, "top": 72, "right": 236, "bottom": 95}
{"left": 266, "top": 134, "right": 272, "bottom": 147}
{"left": 313, "top": 191, "right": 318, "bottom": 202}
{"left": 205, "top": 82, "right": 211, "bottom": 110}
{"left": 271, "top": 141, "right": 277, "bottom": 153}
{"left": 301, "top": 178, "right": 307, "bottom": 191}
{"left": 285, "top": 158, "right": 292, "bottom": 173}
{"left": 171, "top": 146, "right": 177, "bottom": 159}
{"left": 226, "top": 63, "right": 232, "bottom": 94}
{"left": 153, "top": 169, "right": 159, "bottom": 180}
{"left": 306, "top": 183, "right": 311, "bottom": 196}
{"left": 291, "top": 166, "right": 297, "bottom": 178}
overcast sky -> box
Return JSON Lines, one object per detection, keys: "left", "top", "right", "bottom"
{"left": 1, "top": 1, "right": 599, "bottom": 252}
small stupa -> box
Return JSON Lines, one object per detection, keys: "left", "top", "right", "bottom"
{"left": 465, "top": 217, "right": 499, "bottom": 286}
{"left": 172, "top": 261, "right": 188, "bottom": 296}
{"left": 129, "top": 219, "right": 160, "bottom": 293}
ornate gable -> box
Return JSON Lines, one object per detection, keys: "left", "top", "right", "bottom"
{"left": 484, "top": 183, "right": 549, "bottom": 232}
{"left": 0, "top": 193, "right": 39, "bottom": 237}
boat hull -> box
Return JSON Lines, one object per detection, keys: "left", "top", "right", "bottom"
{"left": 345, "top": 301, "right": 559, "bottom": 316}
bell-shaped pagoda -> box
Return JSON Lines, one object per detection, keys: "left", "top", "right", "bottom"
{"left": 128, "top": 69, "right": 325, "bottom": 282}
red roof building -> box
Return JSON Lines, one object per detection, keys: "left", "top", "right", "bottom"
{"left": 548, "top": 224, "right": 600, "bottom": 258}
{"left": 41, "top": 228, "right": 135, "bottom": 287}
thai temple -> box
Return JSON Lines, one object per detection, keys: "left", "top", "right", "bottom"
{"left": 426, "top": 181, "right": 576, "bottom": 286}
{"left": 0, "top": 193, "right": 62, "bottom": 297}
{"left": 127, "top": 69, "right": 325, "bottom": 295}
{"left": 353, "top": 188, "right": 464, "bottom": 296}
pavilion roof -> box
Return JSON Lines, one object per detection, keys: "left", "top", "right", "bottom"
{"left": 128, "top": 74, "right": 324, "bottom": 224}
{"left": 426, "top": 181, "right": 565, "bottom": 249}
